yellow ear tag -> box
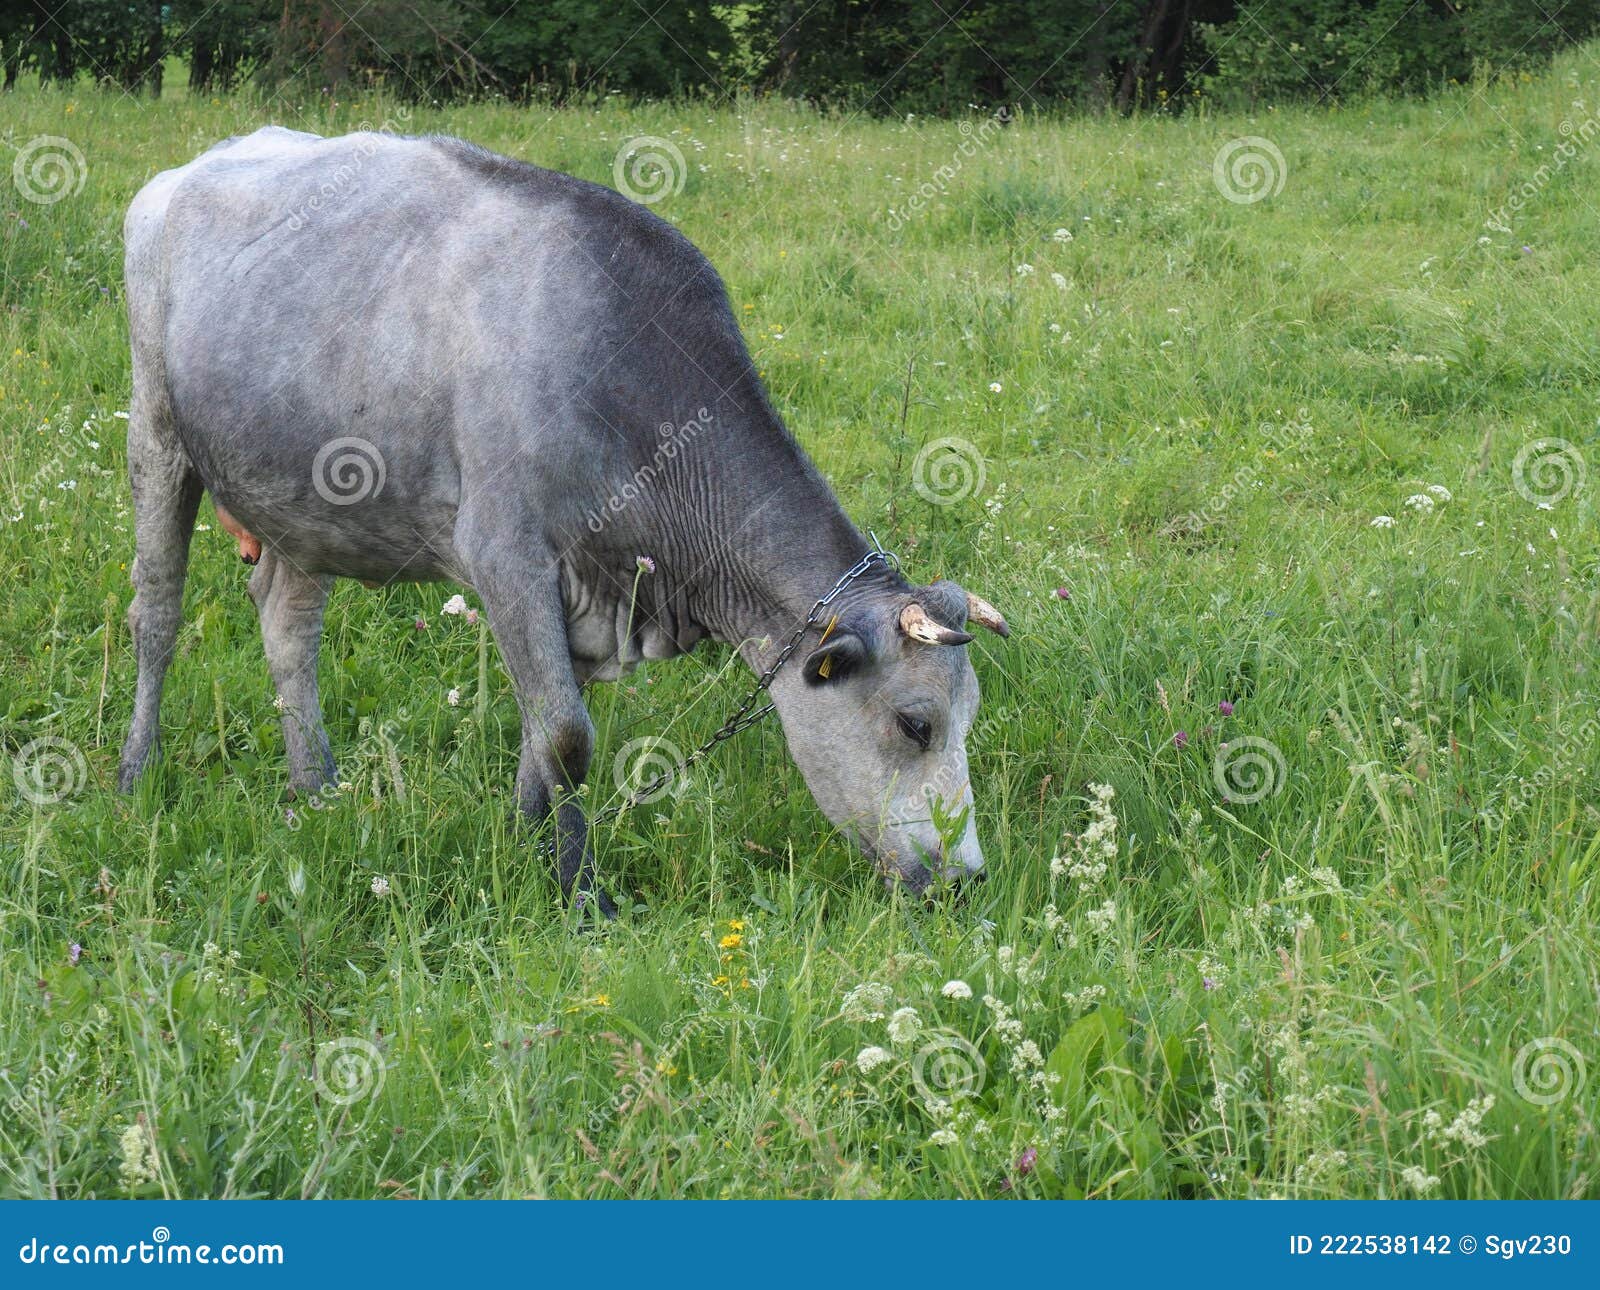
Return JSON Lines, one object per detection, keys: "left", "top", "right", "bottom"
{"left": 815, "top": 614, "right": 841, "bottom": 678}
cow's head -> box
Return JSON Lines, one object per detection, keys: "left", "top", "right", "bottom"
{"left": 767, "top": 578, "right": 1008, "bottom": 891}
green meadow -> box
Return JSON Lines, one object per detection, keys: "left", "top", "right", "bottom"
{"left": 1, "top": 49, "right": 1597, "bottom": 1198}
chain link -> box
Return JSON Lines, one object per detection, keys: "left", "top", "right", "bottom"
{"left": 589, "top": 543, "right": 899, "bottom": 825}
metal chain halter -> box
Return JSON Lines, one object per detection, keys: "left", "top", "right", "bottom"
{"left": 587, "top": 539, "right": 900, "bottom": 826}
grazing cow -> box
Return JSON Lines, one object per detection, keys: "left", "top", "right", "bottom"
{"left": 117, "top": 127, "right": 1008, "bottom": 909}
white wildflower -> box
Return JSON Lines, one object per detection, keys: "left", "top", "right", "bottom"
{"left": 1400, "top": 1165, "right": 1440, "bottom": 1195}
{"left": 1436, "top": 1094, "right": 1496, "bottom": 1149}
{"left": 941, "top": 979, "right": 973, "bottom": 1000}
{"left": 446, "top": 687, "right": 461, "bottom": 706}
{"left": 1052, "top": 227, "right": 1073, "bottom": 242}
{"left": 1015, "top": 262, "right": 1034, "bottom": 276}
{"left": 1404, "top": 493, "right": 1435, "bottom": 512}
{"left": 856, "top": 1045, "right": 892, "bottom": 1074}
{"left": 441, "top": 593, "right": 469, "bottom": 616}
{"left": 1370, "top": 515, "right": 1395, "bottom": 528}
{"left": 887, "top": 1006, "right": 922, "bottom": 1047}
{"left": 1427, "top": 484, "right": 1452, "bottom": 501}
{"left": 929, "top": 1128, "right": 959, "bottom": 1147}
{"left": 117, "top": 1121, "right": 160, "bottom": 1191}
{"left": 988, "top": 381, "right": 1003, "bottom": 393}
{"left": 842, "top": 981, "right": 893, "bottom": 1023}
{"left": 370, "top": 875, "right": 390, "bottom": 898}
{"left": 1084, "top": 900, "right": 1117, "bottom": 935}
{"left": 1050, "top": 272, "right": 1067, "bottom": 288}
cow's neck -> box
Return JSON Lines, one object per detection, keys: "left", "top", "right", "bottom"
{"left": 686, "top": 454, "right": 881, "bottom": 668}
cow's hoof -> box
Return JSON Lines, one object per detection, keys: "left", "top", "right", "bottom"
{"left": 573, "top": 885, "right": 620, "bottom": 923}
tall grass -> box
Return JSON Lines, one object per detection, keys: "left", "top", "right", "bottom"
{"left": 0, "top": 52, "right": 1596, "bottom": 1197}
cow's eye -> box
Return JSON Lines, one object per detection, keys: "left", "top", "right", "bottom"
{"left": 896, "top": 713, "right": 932, "bottom": 751}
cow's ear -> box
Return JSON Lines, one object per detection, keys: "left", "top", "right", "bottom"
{"left": 802, "top": 628, "right": 869, "bottom": 686}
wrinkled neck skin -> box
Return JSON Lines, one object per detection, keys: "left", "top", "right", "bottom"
{"left": 564, "top": 419, "right": 900, "bottom": 682}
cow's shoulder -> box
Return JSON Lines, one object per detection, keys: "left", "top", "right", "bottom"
{"left": 426, "top": 135, "right": 715, "bottom": 283}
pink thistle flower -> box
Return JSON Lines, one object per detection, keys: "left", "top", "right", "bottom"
{"left": 1218, "top": 700, "right": 1234, "bottom": 716}
{"left": 1172, "top": 730, "right": 1188, "bottom": 749}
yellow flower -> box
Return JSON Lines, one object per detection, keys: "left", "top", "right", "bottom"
{"left": 719, "top": 933, "right": 742, "bottom": 949}
{"left": 726, "top": 918, "right": 744, "bottom": 931}
{"left": 593, "top": 993, "right": 611, "bottom": 1007}
{"left": 712, "top": 974, "right": 729, "bottom": 987}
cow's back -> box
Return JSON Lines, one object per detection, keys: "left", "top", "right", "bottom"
{"left": 126, "top": 127, "right": 735, "bottom": 583}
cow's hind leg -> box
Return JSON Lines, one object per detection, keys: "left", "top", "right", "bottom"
{"left": 117, "top": 416, "right": 203, "bottom": 790}
{"left": 460, "top": 531, "right": 615, "bottom": 917}
{"left": 249, "top": 551, "right": 336, "bottom": 794}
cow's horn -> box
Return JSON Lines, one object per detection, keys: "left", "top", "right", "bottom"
{"left": 899, "top": 602, "right": 974, "bottom": 646}
{"left": 965, "top": 591, "right": 1010, "bottom": 638}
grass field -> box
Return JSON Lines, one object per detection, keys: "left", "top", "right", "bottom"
{"left": 2, "top": 48, "right": 1598, "bottom": 1200}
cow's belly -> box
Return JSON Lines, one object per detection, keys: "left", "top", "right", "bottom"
{"left": 195, "top": 441, "right": 463, "bottom": 584}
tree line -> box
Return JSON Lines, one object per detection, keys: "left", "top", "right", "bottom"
{"left": 5, "top": 2, "right": 1597, "bottom": 111}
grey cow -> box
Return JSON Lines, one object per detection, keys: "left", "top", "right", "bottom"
{"left": 118, "top": 127, "right": 1009, "bottom": 906}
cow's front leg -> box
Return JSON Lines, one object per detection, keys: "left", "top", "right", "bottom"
{"left": 462, "top": 538, "right": 615, "bottom": 917}
{"left": 249, "top": 550, "right": 336, "bottom": 794}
